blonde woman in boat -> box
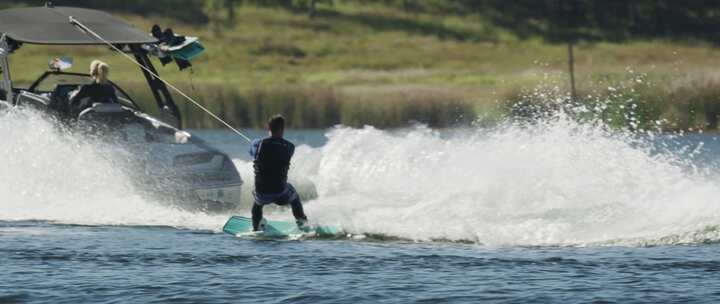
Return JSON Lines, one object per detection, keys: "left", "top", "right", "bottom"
{"left": 69, "top": 60, "right": 118, "bottom": 115}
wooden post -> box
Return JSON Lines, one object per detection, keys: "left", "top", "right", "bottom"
{"left": 225, "top": 0, "right": 236, "bottom": 25}
{"left": 309, "top": 0, "right": 317, "bottom": 18}
{"left": 568, "top": 43, "right": 577, "bottom": 102}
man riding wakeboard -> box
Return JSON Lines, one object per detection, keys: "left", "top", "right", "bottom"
{"left": 249, "top": 115, "right": 308, "bottom": 231}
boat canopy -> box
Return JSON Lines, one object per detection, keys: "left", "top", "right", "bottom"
{"left": 0, "top": 6, "right": 157, "bottom": 45}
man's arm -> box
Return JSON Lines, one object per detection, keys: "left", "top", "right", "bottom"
{"left": 249, "top": 138, "right": 262, "bottom": 160}
{"left": 69, "top": 85, "right": 88, "bottom": 106}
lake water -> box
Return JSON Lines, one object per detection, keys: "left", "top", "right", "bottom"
{"left": 3, "top": 110, "right": 720, "bottom": 303}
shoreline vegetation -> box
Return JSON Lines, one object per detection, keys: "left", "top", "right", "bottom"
{"left": 6, "top": 1, "right": 720, "bottom": 131}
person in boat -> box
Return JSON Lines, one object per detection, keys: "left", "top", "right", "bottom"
{"left": 249, "top": 115, "right": 308, "bottom": 231}
{"left": 69, "top": 60, "right": 118, "bottom": 116}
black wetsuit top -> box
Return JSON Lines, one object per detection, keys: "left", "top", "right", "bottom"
{"left": 250, "top": 137, "right": 295, "bottom": 194}
{"left": 70, "top": 83, "right": 118, "bottom": 111}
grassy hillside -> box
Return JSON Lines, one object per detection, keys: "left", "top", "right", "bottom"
{"left": 7, "top": 2, "right": 720, "bottom": 129}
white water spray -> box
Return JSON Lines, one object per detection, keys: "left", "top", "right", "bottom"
{"left": 296, "top": 115, "right": 720, "bottom": 245}
{"left": 0, "top": 109, "right": 227, "bottom": 229}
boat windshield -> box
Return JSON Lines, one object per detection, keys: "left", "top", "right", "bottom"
{"left": 30, "top": 72, "right": 138, "bottom": 109}
{"left": 32, "top": 73, "right": 90, "bottom": 92}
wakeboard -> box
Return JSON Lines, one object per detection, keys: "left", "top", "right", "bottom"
{"left": 222, "top": 216, "right": 342, "bottom": 238}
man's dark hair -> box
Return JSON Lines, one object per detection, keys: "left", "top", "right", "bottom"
{"left": 268, "top": 115, "right": 285, "bottom": 133}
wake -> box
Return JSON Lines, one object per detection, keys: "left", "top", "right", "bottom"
{"left": 294, "top": 116, "right": 720, "bottom": 246}
{"left": 3, "top": 107, "right": 720, "bottom": 246}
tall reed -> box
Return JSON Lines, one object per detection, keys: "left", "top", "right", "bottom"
{"left": 122, "top": 81, "right": 476, "bottom": 129}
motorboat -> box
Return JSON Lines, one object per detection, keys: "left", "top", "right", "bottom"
{"left": 0, "top": 5, "right": 244, "bottom": 211}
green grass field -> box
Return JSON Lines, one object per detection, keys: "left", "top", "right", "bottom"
{"left": 7, "top": 2, "right": 720, "bottom": 129}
